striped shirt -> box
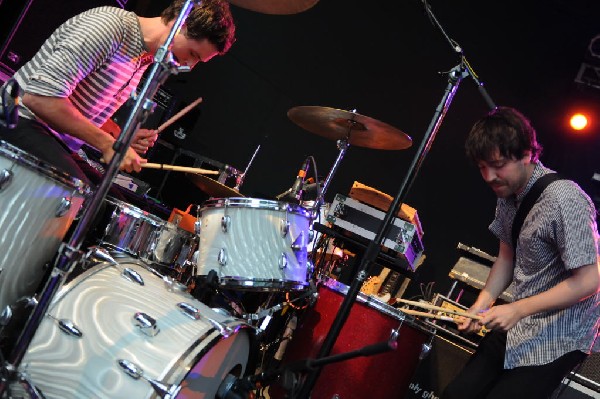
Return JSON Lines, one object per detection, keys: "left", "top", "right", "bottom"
{"left": 10, "top": 6, "right": 151, "bottom": 150}
{"left": 489, "top": 162, "right": 600, "bottom": 368}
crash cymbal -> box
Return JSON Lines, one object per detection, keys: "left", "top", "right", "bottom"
{"left": 288, "top": 106, "right": 412, "bottom": 150}
{"left": 187, "top": 173, "right": 244, "bottom": 198}
{"left": 228, "top": 0, "right": 318, "bottom": 14}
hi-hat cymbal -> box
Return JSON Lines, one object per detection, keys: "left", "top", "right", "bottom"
{"left": 228, "top": 0, "right": 318, "bottom": 14}
{"left": 187, "top": 173, "right": 244, "bottom": 198}
{"left": 288, "top": 106, "right": 412, "bottom": 150}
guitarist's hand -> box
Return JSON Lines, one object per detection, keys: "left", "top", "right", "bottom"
{"left": 479, "top": 303, "right": 523, "bottom": 332}
{"left": 457, "top": 305, "right": 487, "bottom": 334}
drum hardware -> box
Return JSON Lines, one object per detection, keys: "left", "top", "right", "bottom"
{"left": 191, "top": 269, "right": 221, "bottom": 305}
{"left": 0, "top": 3, "right": 200, "bottom": 395}
{"left": 232, "top": 143, "right": 261, "bottom": 192}
{"left": 242, "top": 284, "right": 318, "bottom": 324}
{"left": 117, "top": 359, "right": 182, "bottom": 399}
{"left": 84, "top": 246, "right": 118, "bottom": 266}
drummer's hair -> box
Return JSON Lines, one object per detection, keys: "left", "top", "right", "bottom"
{"left": 161, "top": 0, "right": 236, "bottom": 54}
{"left": 465, "top": 106, "right": 543, "bottom": 163}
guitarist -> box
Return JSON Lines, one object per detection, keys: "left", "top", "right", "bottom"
{"left": 443, "top": 107, "right": 600, "bottom": 399}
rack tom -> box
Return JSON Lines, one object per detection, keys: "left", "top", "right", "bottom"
{"left": 195, "top": 197, "right": 312, "bottom": 291}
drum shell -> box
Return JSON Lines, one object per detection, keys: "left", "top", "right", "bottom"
{"left": 98, "top": 199, "right": 197, "bottom": 269}
{"left": 13, "top": 260, "right": 250, "bottom": 399}
{"left": 195, "top": 197, "right": 312, "bottom": 291}
{"left": 142, "top": 222, "right": 198, "bottom": 268}
{"left": 99, "top": 198, "right": 165, "bottom": 257}
{"left": 274, "top": 278, "right": 434, "bottom": 398}
{"left": 0, "top": 140, "right": 87, "bottom": 314}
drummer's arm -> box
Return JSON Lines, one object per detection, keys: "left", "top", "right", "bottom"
{"left": 23, "top": 94, "right": 144, "bottom": 172}
{"left": 101, "top": 117, "right": 158, "bottom": 155}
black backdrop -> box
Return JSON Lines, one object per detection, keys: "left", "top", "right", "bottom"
{"left": 3, "top": 0, "right": 600, "bottom": 299}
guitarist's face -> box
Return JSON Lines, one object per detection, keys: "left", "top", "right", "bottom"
{"left": 477, "top": 148, "right": 533, "bottom": 198}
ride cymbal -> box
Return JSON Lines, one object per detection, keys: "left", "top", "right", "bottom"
{"left": 288, "top": 106, "right": 412, "bottom": 150}
{"left": 228, "top": 0, "right": 318, "bottom": 14}
{"left": 187, "top": 173, "right": 244, "bottom": 198}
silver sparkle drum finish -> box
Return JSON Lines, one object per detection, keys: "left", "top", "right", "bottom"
{"left": 13, "top": 260, "right": 250, "bottom": 399}
{"left": 99, "top": 198, "right": 197, "bottom": 269}
{"left": 99, "top": 198, "right": 165, "bottom": 257}
{"left": 195, "top": 197, "right": 312, "bottom": 291}
{"left": 0, "top": 140, "right": 87, "bottom": 318}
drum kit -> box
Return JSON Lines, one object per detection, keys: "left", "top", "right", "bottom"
{"left": 0, "top": 0, "right": 495, "bottom": 398}
{"left": 0, "top": 102, "right": 438, "bottom": 398}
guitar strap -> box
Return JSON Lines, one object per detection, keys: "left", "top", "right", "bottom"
{"left": 511, "top": 173, "right": 565, "bottom": 252}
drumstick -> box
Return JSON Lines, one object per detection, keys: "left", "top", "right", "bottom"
{"left": 396, "top": 298, "right": 482, "bottom": 321}
{"left": 397, "top": 308, "right": 455, "bottom": 323}
{"left": 141, "top": 163, "right": 219, "bottom": 175}
{"left": 156, "top": 97, "right": 203, "bottom": 133}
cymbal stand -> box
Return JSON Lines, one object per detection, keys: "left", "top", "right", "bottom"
{"left": 234, "top": 144, "right": 261, "bottom": 191}
{"left": 0, "top": 2, "right": 200, "bottom": 396}
{"left": 296, "top": 6, "right": 496, "bottom": 398}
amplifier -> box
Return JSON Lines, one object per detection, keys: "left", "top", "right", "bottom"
{"left": 326, "top": 194, "right": 424, "bottom": 270}
{"left": 449, "top": 256, "right": 515, "bottom": 302}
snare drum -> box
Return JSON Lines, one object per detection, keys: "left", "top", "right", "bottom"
{"left": 99, "top": 198, "right": 197, "bottom": 269}
{"left": 99, "top": 197, "right": 165, "bottom": 257}
{"left": 13, "top": 260, "right": 251, "bottom": 399}
{"left": 272, "top": 277, "right": 435, "bottom": 399}
{"left": 195, "top": 197, "right": 312, "bottom": 291}
{"left": 0, "top": 140, "right": 87, "bottom": 318}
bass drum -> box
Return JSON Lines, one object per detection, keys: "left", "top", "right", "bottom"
{"left": 12, "top": 260, "right": 251, "bottom": 399}
{"left": 271, "top": 277, "right": 435, "bottom": 399}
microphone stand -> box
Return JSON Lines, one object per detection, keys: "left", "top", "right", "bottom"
{"left": 295, "top": 2, "right": 496, "bottom": 398}
{"left": 0, "top": 1, "right": 199, "bottom": 396}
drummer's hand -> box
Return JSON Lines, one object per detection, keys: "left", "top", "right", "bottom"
{"left": 479, "top": 303, "right": 522, "bottom": 332}
{"left": 131, "top": 128, "right": 159, "bottom": 155}
{"left": 102, "top": 146, "right": 146, "bottom": 173}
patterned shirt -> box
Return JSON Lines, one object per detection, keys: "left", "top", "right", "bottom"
{"left": 489, "top": 162, "right": 600, "bottom": 368}
{"left": 10, "top": 6, "right": 151, "bottom": 150}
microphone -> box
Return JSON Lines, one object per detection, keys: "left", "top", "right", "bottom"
{"left": 287, "top": 157, "right": 310, "bottom": 202}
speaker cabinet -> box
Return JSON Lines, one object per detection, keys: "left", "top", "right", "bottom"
{"left": 556, "top": 352, "right": 600, "bottom": 399}
{"left": 406, "top": 335, "right": 474, "bottom": 399}
{"left": 0, "top": 0, "right": 127, "bottom": 76}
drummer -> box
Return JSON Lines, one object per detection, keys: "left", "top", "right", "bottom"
{"left": 0, "top": 0, "right": 236, "bottom": 187}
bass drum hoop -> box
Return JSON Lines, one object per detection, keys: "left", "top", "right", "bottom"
{"left": 0, "top": 140, "right": 88, "bottom": 193}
